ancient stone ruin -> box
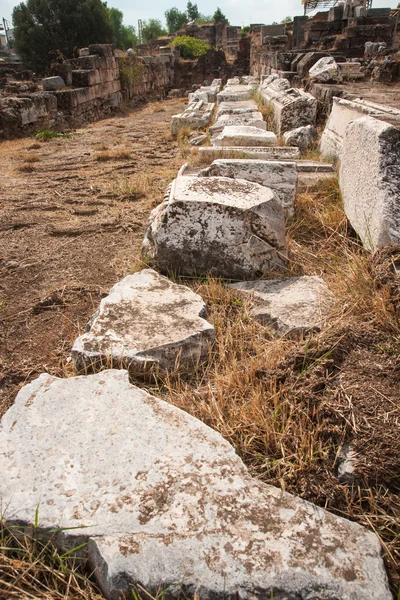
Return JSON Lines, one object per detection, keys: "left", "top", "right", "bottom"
{"left": 1, "top": 3, "right": 400, "bottom": 597}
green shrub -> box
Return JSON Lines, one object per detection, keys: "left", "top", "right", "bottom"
{"left": 171, "top": 36, "right": 211, "bottom": 59}
{"left": 34, "top": 130, "right": 71, "bottom": 140}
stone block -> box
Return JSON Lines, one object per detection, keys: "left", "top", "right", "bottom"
{"left": 88, "top": 43, "right": 114, "bottom": 57}
{"left": 261, "top": 82, "right": 317, "bottom": 135}
{"left": 229, "top": 276, "right": 332, "bottom": 335}
{"left": 51, "top": 63, "right": 73, "bottom": 86}
{"left": 72, "top": 69, "right": 100, "bottom": 87}
{"left": 71, "top": 55, "right": 101, "bottom": 70}
{"left": 339, "top": 116, "right": 400, "bottom": 250}
{"left": 197, "top": 146, "right": 301, "bottom": 160}
{"left": 171, "top": 100, "right": 214, "bottom": 135}
{"left": 296, "top": 52, "right": 330, "bottom": 77}
{"left": 217, "top": 84, "right": 258, "bottom": 103}
{"left": 283, "top": 125, "right": 318, "bottom": 153}
{"left": 209, "top": 112, "right": 266, "bottom": 138}
{"left": 320, "top": 97, "right": 400, "bottom": 161}
{"left": 309, "top": 56, "right": 342, "bottom": 83}
{"left": 55, "top": 87, "right": 95, "bottom": 110}
{"left": 72, "top": 269, "right": 214, "bottom": 375}
{"left": 42, "top": 76, "right": 65, "bottom": 91}
{"left": 79, "top": 47, "right": 90, "bottom": 57}
{"left": 217, "top": 100, "right": 259, "bottom": 117}
{"left": 213, "top": 126, "right": 278, "bottom": 147}
{"left": 198, "top": 159, "right": 298, "bottom": 216}
{"left": 0, "top": 369, "right": 391, "bottom": 600}
{"left": 142, "top": 176, "right": 287, "bottom": 279}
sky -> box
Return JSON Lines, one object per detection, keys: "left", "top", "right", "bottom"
{"left": 1, "top": 0, "right": 398, "bottom": 29}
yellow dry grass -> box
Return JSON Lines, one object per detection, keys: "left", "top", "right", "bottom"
{"left": 95, "top": 149, "right": 132, "bottom": 161}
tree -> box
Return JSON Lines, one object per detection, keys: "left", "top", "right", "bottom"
{"left": 186, "top": 1, "right": 200, "bottom": 21}
{"left": 213, "top": 7, "right": 228, "bottom": 23}
{"left": 107, "top": 7, "right": 137, "bottom": 49}
{"left": 280, "top": 16, "right": 292, "bottom": 23}
{"left": 165, "top": 7, "right": 187, "bottom": 34}
{"left": 141, "top": 19, "right": 168, "bottom": 43}
{"left": 12, "top": 0, "right": 113, "bottom": 73}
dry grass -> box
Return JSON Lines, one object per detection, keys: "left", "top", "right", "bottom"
{"left": 18, "top": 153, "right": 41, "bottom": 163}
{"left": 252, "top": 90, "right": 277, "bottom": 133}
{"left": 95, "top": 149, "right": 132, "bottom": 161}
{"left": 17, "top": 164, "right": 36, "bottom": 173}
{"left": 26, "top": 142, "right": 42, "bottom": 150}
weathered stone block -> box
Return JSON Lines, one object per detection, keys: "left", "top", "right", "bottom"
{"left": 197, "top": 146, "right": 301, "bottom": 160}
{"left": 309, "top": 56, "right": 343, "bottom": 83}
{"left": 142, "top": 176, "right": 287, "bottom": 279}
{"left": 339, "top": 116, "right": 400, "bottom": 250}
{"left": 72, "top": 69, "right": 100, "bottom": 87}
{"left": 71, "top": 55, "right": 101, "bottom": 70}
{"left": 72, "top": 269, "right": 214, "bottom": 374}
{"left": 0, "top": 369, "right": 391, "bottom": 600}
{"left": 213, "top": 126, "right": 278, "bottom": 147}
{"left": 217, "top": 100, "right": 259, "bottom": 117}
{"left": 42, "top": 76, "right": 65, "bottom": 91}
{"left": 209, "top": 112, "right": 266, "bottom": 138}
{"left": 217, "top": 84, "right": 258, "bottom": 103}
{"left": 229, "top": 276, "right": 332, "bottom": 335}
{"left": 198, "top": 159, "right": 298, "bottom": 216}
{"left": 283, "top": 124, "right": 318, "bottom": 152}
{"left": 261, "top": 81, "right": 317, "bottom": 135}
{"left": 88, "top": 43, "right": 114, "bottom": 57}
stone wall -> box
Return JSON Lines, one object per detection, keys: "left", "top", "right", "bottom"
{"left": 0, "top": 44, "right": 176, "bottom": 140}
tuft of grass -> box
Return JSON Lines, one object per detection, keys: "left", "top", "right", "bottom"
{"left": 17, "top": 164, "right": 36, "bottom": 173}
{"left": 251, "top": 90, "right": 277, "bottom": 133}
{"left": 26, "top": 142, "right": 41, "bottom": 150}
{"left": 95, "top": 149, "right": 132, "bottom": 162}
{"left": 18, "top": 153, "right": 40, "bottom": 163}
{"left": 34, "top": 130, "right": 72, "bottom": 141}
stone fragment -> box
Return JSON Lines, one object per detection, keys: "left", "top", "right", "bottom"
{"left": 261, "top": 81, "right": 317, "bottom": 135}
{"left": 217, "top": 84, "right": 258, "bottom": 103}
{"left": 217, "top": 100, "right": 259, "bottom": 117}
{"left": 309, "top": 56, "right": 343, "bottom": 83}
{"left": 142, "top": 176, "right": 287, "bottom": 279}
{"left": 197, "top": 146, "right": 301, "bottom": 160}
{"left": 188, "top": 78, "right": 222, "bottom": 103}
{"left": 339, "top": 116, "right": 400, "bottom": 250}
{"left": 229, "top": 276, "right": 332, "bottom": 335}
{"left": 171, "top": 100, "right": 214, "bottom": 134}
{"left": 283, "top": 124, "right": 318, "bottom": 153}
{"left": 189, "top": 133, "right": 207, "bottom": 146}
{"left": 0, "top": 369, "right": 391, "bottom": 600}
{"left": 42, "top": 76, "right": 66, "bottom": 91}
{"left": 209, "top": 112, "right": 266, "bottom": 138}
{"left": 198, "top": 159, "right": 297, "bottom": 217}
{"left": 72, "top": 269, "right": 214, "bottom": 374}
{"left": 320, "top": 96, "right": 400, "bottom": 161}
{"left": 213, "top": 126, "right": 278, "bottom": 147}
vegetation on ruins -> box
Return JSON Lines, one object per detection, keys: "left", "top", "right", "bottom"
{"left": 187, "top": 1, "right": 200, "bottom": 21}
{"left": 107, "top": 7, "right": 138, "bottom": 49}
{"left": 12, "top": 0, "right": 114, "bottom": 73}
{"left": 141, "top": 18, "right": 168, "bottom": 43}
{"left": 213, "top": 7, "right": 229, "bottom": 23}
{"left": 171, "top": 35, "right": 211, "bottom": 59}
{"left": 165, "top": 7, "right": 188, "bottom": 34}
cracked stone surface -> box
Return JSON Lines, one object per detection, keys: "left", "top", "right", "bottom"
{"left": 71, "top": 269, "right": 214, "bottom": 374}
{"left": 229, "top": 276, "right": 332, "bottom": 335}
{"left": 142, "top": 175, "right": 287, "bottom": 279}
{"left": 209, "top": 112, "right": 266, "bottom": 138}
{"left": 213, "top": 125, "right": 278, "bottom": 147}
{"left": 0, "top": 369, "right": 391, "bottom": 599}
{"left": 217, "top": 100, "right": 259, "bottom": 117}
{"left": 198, "top": 159, "right": 297, "bottom": 217}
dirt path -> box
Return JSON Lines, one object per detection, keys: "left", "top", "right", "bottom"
{"left": 0, "top": 99, "right": 186, "bottom": 416}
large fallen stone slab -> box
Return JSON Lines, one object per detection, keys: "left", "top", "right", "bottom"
{"left": 209, "top": 112, "right": 266, "bottom": 138}
{"left": 320, "top": 96, "right": 400, "bottom": 161}
{"left": 171, "top": 99, "right": 214, "bottom": 134}
{"left": 197, "top": 145, "right": 301, "bottom": 160}
{"left": 71, "top": 269, "right": 214, "bottom": 375}
{"left": 309, "top": 56, "right": 343, "bottom": 83}
{"left": 0, "top": 369, "right": 391, "bottom": 600}
{"left": 198, "top": 158, "right": 297, "bottom": 217}
{"left": 213, "top": 126, "right": 278, "bottom": 147}
{"left": 217, "top": 100, "right": 259, "bottom": 117}
{"left": 339, "top": 115, "right": 400, "bottom": 250}
{"left": 261, "top": 79, "right": 317, "bottom": 135}
{"left": 142, "top": 175, "right": 287, "bottom": 279}
{"left": 229, "top": 276, "right": 332, "bottom": 335}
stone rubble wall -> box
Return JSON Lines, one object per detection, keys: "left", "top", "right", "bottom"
{"left": 0, "top": 44, "right": 176, "bottom": 140}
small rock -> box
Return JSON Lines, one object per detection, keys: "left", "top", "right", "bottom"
{"left": 309, "top": 57, "right": 343, "bottom": 83}
{"left": 229, "top": 276, "right": 332, "bottom": 335}
{"left": 283, "top": 125, "right": 318, "bottom": 153}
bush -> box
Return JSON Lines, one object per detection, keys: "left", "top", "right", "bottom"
{"left": 171, "top": 36, "right": 211, "bottom": 59}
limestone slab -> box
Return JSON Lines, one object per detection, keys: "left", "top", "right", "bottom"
{"left": 339, "top": 116, "right": 400, "bottom": 250}
{"left": 142, "top": 176, "right": 287, "bottom": 279}
{"left": 229, "top": 276, "right": 332, "bottom": 335}
{"left": 198, "top": 159, "right": 297, "bottom": 216}
{"left": 72, "top": 269, "right": 214, "bottom": 374}
{"left": 42, "top": 76, "right": 65, "bottom": 91}
{"left": 209, "top": 112, "right": 266, "bottom": 137}
{"left": 309, "top": 56, "right": 343, "bottom": 83}
{"left": 217, "top": 84, "right": 257, "bottom": 103}
{"left": 283, "top": 125, "right": 318, "bottom": 153}
{"left": 217, "top": 100, "right": 259, "bottom": 117}
{"left": 171, "top": 100, "right": 214, "bottom": 135}
{"left": 0, "top": 369, "right": 391, "bottom": 599}
{"left": 197, "top": 146, "right": 301, "bottom": 160}
{"left": 213, "top": 126, "right": 278, "bottom": 147}
{"left": 261, "top": 79, "right": 317, "bottom": 135}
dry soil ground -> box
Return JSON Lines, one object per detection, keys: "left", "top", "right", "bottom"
{"left": 0, "top": 99, "right": 399, "bottom": 598}
{"left": 0, "top": 98, "right": 186, "bottom": 416}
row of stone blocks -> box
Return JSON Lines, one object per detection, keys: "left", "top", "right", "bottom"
{"left": 0, "top": 76, "right": 393, "bottom": 599}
